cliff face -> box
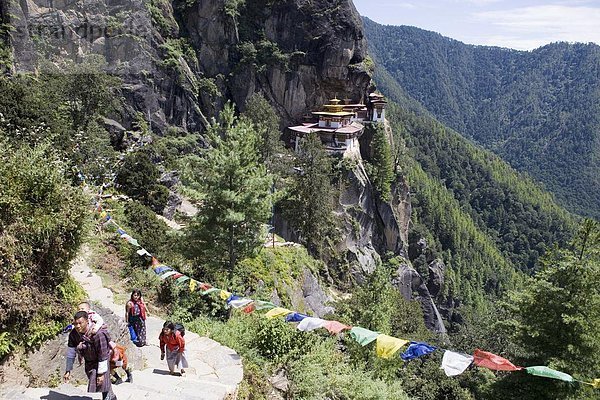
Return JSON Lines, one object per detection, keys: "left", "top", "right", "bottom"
{"left": 8, "top": 0, "right": 371, "bottom": 131}
{"left": 181, "top": 0, "right": 372, "bottom": 125}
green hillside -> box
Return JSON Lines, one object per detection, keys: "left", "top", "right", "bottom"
{"left": 363, "top": 17, "right": 600, "bottom": 219}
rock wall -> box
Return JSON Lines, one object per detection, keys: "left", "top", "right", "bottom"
{"left": 181, "top": 0, "right": 372, "bottom": 126}
{"left": 8, "top": 0, "right": 371, "bottom": 131}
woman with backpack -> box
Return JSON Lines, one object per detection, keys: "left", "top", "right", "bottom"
{"left": 125, "top": 289, "right": 147, "bottom": 347}
{"left": 159, "top": 321, "right": 188, "bottom": 376}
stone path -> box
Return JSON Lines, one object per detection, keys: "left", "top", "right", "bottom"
{"left": 2, "top": 252, "right": 243, "bottom": 400}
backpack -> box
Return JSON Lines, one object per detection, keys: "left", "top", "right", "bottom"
{"left": 174, "top": 322, "right": 185, "bottom": 337}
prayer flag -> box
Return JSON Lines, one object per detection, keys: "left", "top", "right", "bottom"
{"left": 349, "top": 327, "right": 380, "bottom": 346}
{"left": 376, "top": 334, "right": 408, "bottom": 359}
{"left": 265, "top": 307, "right": 293, "bottom": 319}
{"left": 219, "top": 290, "right": 232, "bottom": 300}
{"left": 227, "top": 294, "right": 241, "bottom": 304}
{"left": 160, "top": 271, "right": 178, "bottom": 280}
{"left": 151, "top": 257, "right": 160, "bottom": 266}
{"left": 285, "top": 312, "right": 308, "bottom": 323}
{"left": 592, "top": 379, "right": 600, "bottom": 388}
{"left": 137, "top": 248, "right": 151, "bottom": 257}
{"left": 401, "top": 342, "right": 437, "bottom": 361}
{"left": 171, "top": 273, "right": 184, "bottom": 280}
{"left": 296, "top": 317, "right": 326, "bottom": 332}
{"left": 189, "top": 279, "right": 198, "bottom": 292}
{"left": 242, "top": 303, "right": 256, "bottom": 314}
{"left": 201, "top": 287, "right": 221, "bottom": 296}
{"left": 127, "top": 237, "right": 140, "bottom": 247}
{"left": 441, "top": 350, "right": 473, "bottom": 377}
{"left": 323, "top": 320, "right": 351, "bottom": 334}
{"left": 199, "top": 282, "right": 213, "bottom": 291}
{"left": 473, "top": 349, "right": 522, "bottom": 371}
{"left": 254, "top": 300, "right": 276, "bottom": 310}
{"left": 117, "top": 228, "right": 126, "bottom": 235}
{"left": 526, "top": 366, "right": 573, "bottom": 382}
{"left": 154, "top": 266, "right": 172, "bottom": 274}
{"left": 176, "top": 276, "right": 190, "bottom": 284}
{"left": 229, "top": 298, "right": 254, "bottom": 308}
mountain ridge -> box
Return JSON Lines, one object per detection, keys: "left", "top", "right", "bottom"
{"left": 363, "top": 16, "right": 600, "bottom": 219}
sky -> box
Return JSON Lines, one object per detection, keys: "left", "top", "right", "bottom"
{"left": 352, "top": 0, "right": 600, "bottom": 50}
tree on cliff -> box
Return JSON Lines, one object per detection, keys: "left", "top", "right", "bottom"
{"left": 240, "top": 93, "right": 288, "bottom": 175}
{"left": 184, "top": 104, "right": 273, "bottom": 275}
{"left": 283, "top": 133, "right": 336, "bottom": 257}
{"left": 370, "top": 124, "right": 394, "bottom": 202}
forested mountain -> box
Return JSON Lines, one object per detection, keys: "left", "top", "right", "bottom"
{"left": 363, "top": 17, "right": 600, "bottom": 219}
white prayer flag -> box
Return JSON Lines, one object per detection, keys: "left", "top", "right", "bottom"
{"left": 441, "top": 350, "right": 474, "bottom": 377}
{"left": 296, "top": 317, "right": 326, "bottom": 332}
{"left": 229, "top": 298, "right": 254, "bottom": 308}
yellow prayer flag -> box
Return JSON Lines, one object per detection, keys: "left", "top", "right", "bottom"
{"left": 593, "top": 379, "right": 600, "bottom": 389}
{"left": 375, "top": 334, "right": 409, "bottom": 359}
{"left": 189, "top": 279, "right": 198, "bottom": 292}
{"left": 219, "top": 290, "right": 231, "bottom": 300}
{"left": 265, "top": 307, "right": 293, "bottom": 319}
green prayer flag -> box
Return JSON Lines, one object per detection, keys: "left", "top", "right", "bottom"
{"left": 176, "top": 276, "right": 190, "bottom": 285}
{"left": 349, "top": 327, "right": 380, "bottom": 346}
{"left": 254, "top": 300, "right": 276, "bottom": 310}
{"left": 160, "top": 270, "right": 178, "bottom": 280}
{"left": 127, "top": 237, "right": 140, "bottom": 247}
{"left": 526, "top": 366, "right": 573, "bottom": 382}
{"left": 201, "top": 287, "right": 221, "bottom": 296}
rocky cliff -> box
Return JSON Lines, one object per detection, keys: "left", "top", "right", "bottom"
{"left": 8, "top": 0, "right": 371, "bottom": 131}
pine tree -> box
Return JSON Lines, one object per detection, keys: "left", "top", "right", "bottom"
{"left": 370, "top": 124, "right": 394, "bottom": 201}
{"left": 496, "top": 219, "right": 600, "bottom": 399}
{"left": 283, "top": 133, "right": 335, "bottom": 256}
{"left": 185, "top": 104, "right": 273, "bottom": 274}
{"left": 240, "top": 92, "right": 286, "bottom": 174}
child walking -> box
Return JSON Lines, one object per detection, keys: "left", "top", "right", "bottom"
{"left": 159, "top": 321, "right": 188, "bottom": 376}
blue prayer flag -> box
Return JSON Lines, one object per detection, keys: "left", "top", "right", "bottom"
{"left": 226, "top": 294, "right": 241, "bottom": 304}
{"left": 401, "top": 341, "right": 437, "bottom": 361}
{"left": 154, "top": 266, "right": 172, "bottom": 274}
{"left": 285, "top": 312, "right": 308, "bottom": 323}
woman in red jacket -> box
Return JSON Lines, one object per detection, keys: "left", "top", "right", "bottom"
{"left": 159, "top": 321, "right": 188, "bottom": 376}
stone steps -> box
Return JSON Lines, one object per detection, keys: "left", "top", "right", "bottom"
{"left": 0, "top": 248, "right": 243, "bottom": 400}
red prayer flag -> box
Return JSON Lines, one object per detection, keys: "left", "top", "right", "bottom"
{"left": 171, "top": 273, "right": 184, "bottom": 280}
{"left": 151, "top": 257, "right": 160, "bottom": 266}
{"left": 242, "top": 303, "right": 256, "bottom": 314}
{"left": 323, "top": 320, "right": 351, "bottom": 334}
{"left": 473, "top": 349, "right": 522, "bottom": 371}
{"left": 199, "top": 282, "right": 213, "bottom": 291}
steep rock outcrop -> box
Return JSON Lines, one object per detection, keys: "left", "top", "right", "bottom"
{"left": 336, "top": 154, "right": 411, "bottom": 281}
{"left": 181, "top": 0, "right": 372, "bottom": 126}
{"left": 8, "top": 0, "right": 371, "bottom": 132}
{"left": 392, "top": 261, "right": 446, "bottom": 334}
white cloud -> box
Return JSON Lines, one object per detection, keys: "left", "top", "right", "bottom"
{"left": 472, "top": 5, "right": 600, "bottom": 49}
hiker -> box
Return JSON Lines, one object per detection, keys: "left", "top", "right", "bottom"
{"left": 78, "top": 301, "right": 106, "bottom": 334}
{"left": 64, "top": 310, "right": 117, "bottom": 400}
{"left": 125, "top": 289, "right": 147, "bottom": 347}
{"left": 159, "top": 321, "right": 188, "bottom": 376}
{"left": 110, "top": 342, "right": 133, "bottom": 384}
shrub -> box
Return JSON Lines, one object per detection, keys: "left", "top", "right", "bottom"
{"left": 0, "top": 141, "right": 87, "bottom": 353}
